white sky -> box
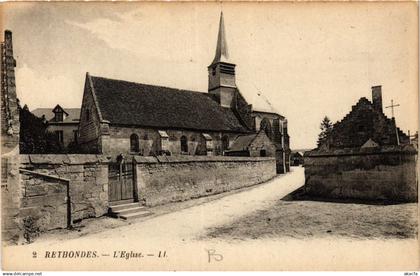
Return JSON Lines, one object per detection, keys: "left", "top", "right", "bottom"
{"left": 2, "top": 2, "right": 418, "bottom": 149}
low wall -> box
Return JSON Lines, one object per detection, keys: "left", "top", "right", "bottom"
{"left": 134, "top": 155, "right": 277, "bottom": 206}
{"left": 304, "top": 145, "right": 418, "bottom": 202}
{"left": 19, "top": 171, "right": 68, "bottom": 231}
{"left": 1, "top": 147, "right": 21, "bottom": 243}
{"left": 19, "top": 155, "right": 109, "bottom": 231}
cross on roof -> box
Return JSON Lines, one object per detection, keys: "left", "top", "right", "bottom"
{"left": 385, "top": 99, "right": 400, "bottom": 118}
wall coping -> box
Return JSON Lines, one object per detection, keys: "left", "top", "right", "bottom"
{"left": 304, "top": 144, "right": 418, "bottom": 158}
{"left": 19, "top": 168, "right": 70, "bottom": 182}
{"left": 20, "top": 154, "right": 109, "bottom": 165}
{"left": 133, "top": 155, "right": 275, "bottom": 164}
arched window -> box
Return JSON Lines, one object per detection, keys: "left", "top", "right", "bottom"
{"left": 130, "top": 134, "right": 139, "bottom": 153}
{"left": 180, "top": 135, "right": 188, "bottom": 153}
{"left": 222, "top": 135, "right": 229, "bottom": 152}
{"left": 260, "top": 118, "right": 272, "bottom": 139}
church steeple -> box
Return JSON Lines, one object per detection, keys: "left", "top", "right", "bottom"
{"left": 211, "top": 12, "right": 229, "bottom": 65}
{"left": 208, "top": 12, "right": 237, "bottom": 108}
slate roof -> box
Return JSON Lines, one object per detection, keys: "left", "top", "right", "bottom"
{"left": 228, "top": 133, "right": 258, "bottom": 151}
{"left": 89, "top": 75, "right": 249, "bottom": 133}
{"left": 32, "top": 107, "right": 80, "bottom": 124}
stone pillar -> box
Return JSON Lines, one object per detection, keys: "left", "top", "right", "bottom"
{"left": 1, "top": 30, "right": 20, "bottom": 150}
{"left": 1, "top": 30, "right": 22, "bottom": 243}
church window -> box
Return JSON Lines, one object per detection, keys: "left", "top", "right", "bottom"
{"left": 86, "top": 109, "right": 90, "bottom": 121}
{"left": 180, "top": 135, "right": 188, "bottom": 153}
{"left": 130, "top": 134, "right": 139, "bottom": 153}
{"left": 222, "top": 135, "right": 229, "bottom": 152}
{"left": 260, "top": 118, "right": 272, "bottom": 139}
{"left": 260, "top": 149, "right": 267, "bottom": 157}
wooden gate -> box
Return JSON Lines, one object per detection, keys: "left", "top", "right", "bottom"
{"left": 108, "top": 161, "right": 134, "bottom": 202}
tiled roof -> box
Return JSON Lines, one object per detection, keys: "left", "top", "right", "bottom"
{"left": 228, "top": 133, "right": 258, "bottom": 151}
{"left": 89, "top": 75, "right": 249, "bottom": 133}
{"left": 32, "top": 107, "right": 80, "bottom": 124}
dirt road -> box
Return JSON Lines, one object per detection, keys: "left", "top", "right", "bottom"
{"left": 4, "top": 166, "right": 418, "bottom": 271}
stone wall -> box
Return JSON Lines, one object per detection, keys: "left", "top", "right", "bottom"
{"left": 19, "top": 171, "right": 68, "bottom": 231}
{"left": 1, "top": 149, "right": 21, "bottom": 243}
{"left": 134, "top": 155, "right": 276, "bottom": 206}
{"left": 304, "top": 145, "right": 418, "bottom": 202}
{"left": 19, "top": 155, "right": 109, "bottom": 230}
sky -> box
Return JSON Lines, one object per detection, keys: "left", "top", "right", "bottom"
{"left": 2, "top": 2, "right": 418, "bottom": 149}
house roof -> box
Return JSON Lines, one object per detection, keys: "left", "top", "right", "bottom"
{"left": 32, "top": 107, "right": 80, "bottom": 124}
{"left": 252, "top": 110, "right": 285, "bottom": 120}
{"left": 228, "top": 133, "right": 258, "bottom": 151}
{"left": 88, "top": 75, "right": 249, "bottom": 133}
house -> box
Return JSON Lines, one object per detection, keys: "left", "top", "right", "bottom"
{"left": 78, "top": 13, "right": 291, "bottom": 173}
{"left": 304, "top": 86, "right": 417, "bottom": 202}
{"left": 32, "top": 105, "right": 80, "bottom": 149}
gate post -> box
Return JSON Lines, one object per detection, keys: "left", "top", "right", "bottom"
{"left": 132, "top": 157, "right": 139, "bottom": 202}
{"left": 117, "top": 154, "right": 125, "bottom": 197}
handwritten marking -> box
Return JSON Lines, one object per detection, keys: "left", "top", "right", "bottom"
{"left": 206, "top": 249, "right": 223, "bottom": 263}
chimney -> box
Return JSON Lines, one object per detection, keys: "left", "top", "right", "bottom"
{"left": 371, "top": 85, "right": 383, "bottom": 113}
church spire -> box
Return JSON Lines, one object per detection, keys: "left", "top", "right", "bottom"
{"left": 208, "top": 12, "right": 237, "bottom": 108}
{"left": 211, "top": 12, "right": 230, "bottom": 65}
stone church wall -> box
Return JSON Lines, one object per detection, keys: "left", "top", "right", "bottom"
{"left": 304, "top": 145, "right": 418, "bottom": 202}
{"left": 102, "top": 125, "right": 241, "bottom": 159}
{"left": 134, "top": 155, "right": 276, "bottom": 206}
{"left": 78, "top": 76, "right": 103, "bottom": 152}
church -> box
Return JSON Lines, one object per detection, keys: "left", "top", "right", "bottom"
{"left": 78, "top": 13, "right": 291, "bottom": 173}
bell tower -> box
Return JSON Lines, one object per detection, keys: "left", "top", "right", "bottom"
{"left": 208, "top": 12, "right": 237, "bottom": 108}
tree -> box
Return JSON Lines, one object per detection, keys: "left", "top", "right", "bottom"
{"left": 19, "top": 104, "right": 62, "bottom": 153}
{"left": 317, "top": 116, "right": 333, "bottom": 147}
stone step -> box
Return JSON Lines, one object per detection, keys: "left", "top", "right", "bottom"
{"left": 119, "top": 210, "right": 152, "bottom": 220}
{"left": 108, "top": 201, "right": 153, "bottom": 220}
{"left": 109, "top": 199, "right": 134, "bottom": 206}
{"left": 109, "top": 202, "right": 140, "bottom": 212}
{"left": 117, "top": 206, "right": 148, "bottom": 215}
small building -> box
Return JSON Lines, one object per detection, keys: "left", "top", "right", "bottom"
{"left": 304, "top": 86, "right": 417, "bottom": 202}
{"left": 32, "top": 105, "right": 80, "bottom": 149}
{"left": 224, "top": 131, "right": 276, "bottom": 157}
{"left": 290, "top": 151, "right": 304, "bottom": 166}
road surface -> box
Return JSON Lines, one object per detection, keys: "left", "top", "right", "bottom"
{"left": 4, "top": 166, "right": 418, "bottom": 271}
